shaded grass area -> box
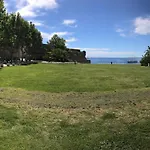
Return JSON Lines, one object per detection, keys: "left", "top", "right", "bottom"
{"left": 0, "top": 64, "right": 150, "bottom": 92}
{"left": 0, "top": 88, "right": 150, "bottom": 150}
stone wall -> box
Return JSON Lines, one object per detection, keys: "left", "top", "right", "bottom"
{"left": 0, "top": 46, "right": 91, "bottom": 63}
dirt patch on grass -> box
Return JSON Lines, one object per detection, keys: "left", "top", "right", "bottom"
{"left": 0, "top": 88, "right": 150, "bottom": 149}
{"left": 0, "top": 87, "right": 150, "bottom": 124}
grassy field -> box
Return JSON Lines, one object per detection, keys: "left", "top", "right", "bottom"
{"left": 0, "top": 64, "right": 150, "bottom": 92}
{"left": 0, "top": 64, "right": 150, "bottom": 150}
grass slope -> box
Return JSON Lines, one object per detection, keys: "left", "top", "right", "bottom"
{"left": 0, "top": 64, "right": 150, "bottom": 92}
{"left": 0, "top": 88, "right": 150, "bottom": 150}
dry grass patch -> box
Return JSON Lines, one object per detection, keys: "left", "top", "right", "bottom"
{"left": 0, "top": 88, "right": 150, "bottom": 149}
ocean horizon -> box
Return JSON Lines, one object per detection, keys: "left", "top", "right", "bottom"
{"left": 88, "top": 57, "right": 142, "bottom": 64}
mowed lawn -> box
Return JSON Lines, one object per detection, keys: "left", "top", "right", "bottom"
{"left": 0, "top": 64, "right": 150, "bottom": 150}
{"left": 0, "top": 64, "right": 150, "bottom": 92}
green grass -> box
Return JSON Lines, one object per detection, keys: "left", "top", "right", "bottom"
{"left": 0, "top": 64, "right": 150, "bottom": 92}
{"left": 0, "top": 64, "right": 150, "bottom": 149}
{"left": 0, "top": 88, "right": 150, "bottom": 150}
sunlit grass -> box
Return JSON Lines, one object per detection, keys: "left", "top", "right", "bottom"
{"left": 0, "top": 64, "right": 150, "bottom": 92}
{"left": 0, "top": 64, "right": 150, "bottom": 149}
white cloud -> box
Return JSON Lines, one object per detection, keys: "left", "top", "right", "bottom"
{"left": 63, "top": 19, "right": 76, "bottom": 25}
{"left": 41, "top": 31, "right": 73, "bottom": 40}
{"left": 72, "top": 48, "right": 110, "bottom": 51}
{"left": 17, "top": 5, "right": 37, "bottom": 17}
{"left": 116, "top": 28, "right": 126, "bottom": 37}
{"left": 41, "top": 32, "right": 50, "bottom": 39}
{"left": 63, "top": 19, "right": 77, "bottom": 27}
{"left": 134, "top": 17, "right": 150, "bottom": 35}
{"left": 120, "top": 33, "right": 126, "bottom": 37}
{"left": 15, "top": 0, "right": 58, "bottom": 17}
{"left": 86, "top": 51, "right": 136, "bottom": 58}
{"left": 66, "top": 37, "right": 78, "bottom": 43}
{"left": 4, "top": 0, "right": 9, "bottom": 8}
{"left": 70, "top": 47, "right": 136, "bottom": 57}
{"left": 116, "top": 28, "right": 124, "bottom": 33}
{"left": 29, "top": 20, "right": 44, "bottom": 26}
{"left": 50, "top": 32, "right": 73, "bottom": 38}
{"left": 29, "top": 20, "right": 56, "bottom": 29}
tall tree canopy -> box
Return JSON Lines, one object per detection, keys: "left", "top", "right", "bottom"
{"left": 0, "top": 0, "right": 7, "bottom": 49}
{"left": 27, "top": 22, "right": 43, "bottom": 59}
{"left": 0, "top": 0, "right": 43, "bottom": 61}
{"left": 45, "top": 34, "right": 68, "bottom": 62}
{"left": 47, "top": 34, "right": 66, "bottom": 50}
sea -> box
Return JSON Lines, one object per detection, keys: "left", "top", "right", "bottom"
{"left": 89, "top": 57, "right": 141, "bottom": 64}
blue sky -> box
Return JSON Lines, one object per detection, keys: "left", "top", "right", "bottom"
{"left": 5, "top": 0, "right": 150, "bottom": 57}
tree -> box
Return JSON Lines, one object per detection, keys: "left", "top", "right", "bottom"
{"left": 0, "top": 1, "right": 43, "bottom": 62}
{"left": 15, "top": 13, "right": 29, "bottom": 60}
{"left": 46, "top": 34, "right": 68, "bottom": 62}
{"left": 26, "top": 22, "right": 43, "bottom": 60}
{"left": 0, "top": 0, "right": 7, "bottom": 51}
{"left": 140, "top": 46, "right": 150, "bottom": 66}
{"left": 5, "top": 13, "right": 19, "bottom": 61}
{"left": 47, "top": 48, "right": 68, "bottom": 62}
{"left": 0, "top": 7, "right": 43, "bottom": 61}
{"left": 0, "top": 0, "right": 5, "bottom": 60}
{"left": 47, "top": 34, "right": 66, "bottom": 50}
{"left": 0, "top": 0, "right": 43, "bottom": 62}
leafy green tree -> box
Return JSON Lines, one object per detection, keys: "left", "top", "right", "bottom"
{"left": 26, "top": 22, "right": 43, "bottom": 60}
{"left": 5, "top": 13, "right": 19, "bottom": 61}
{"left": 0, "top": 0, "right": 5, "bottom": 60}
{"left": 15, "top": 13, "right": 28, "bottom": 60}
{"left": 47, "top": 34, "right": 66, "bottom": 50}
{"left": 140, "top": 46, "right": 150, "bottom": 66}
{"left": 0, "top": 0, "right": 7, "bottom": 50}
{"left": 47, "top": 48, "right": 68, "bottom": 62}
{"left": 0, "top": 7, "right": 43, "bottom": 61}
{"left": 0, "top": 1, "right": 43, "bottom": 62}
{"left": 0, "top": 12, "right": 24, "bottom": 61}
{"left": 45, "top": 34, "right": 68, "bottom": 62}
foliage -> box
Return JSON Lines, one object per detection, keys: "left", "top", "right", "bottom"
{"left": 46, "top": 48, "right": 68, "bottom": 62}
{"left": 140, "top": 46, "right": 150, "bottom": 66}
{"left": 45, "top": 34, "right": 69, "bottom": 62}
{"left": 0, "top": 0, "right": 7, "bottom": 49}
{"left": 0, "top": 0, "right": 43, "bottom": 61}
{"left": 47, "top": 34, "right": 66, "bottom": 50}
{"left": 26, "top": 22, "right": 43, "bottom": 60}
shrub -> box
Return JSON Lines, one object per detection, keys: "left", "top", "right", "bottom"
{"left": 140, "top": 46, "right": 150, "bottom": 66}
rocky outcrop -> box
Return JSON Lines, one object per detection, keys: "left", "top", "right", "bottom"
{"left": 67, "top": 48, "right": 91, "bottom": 63}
